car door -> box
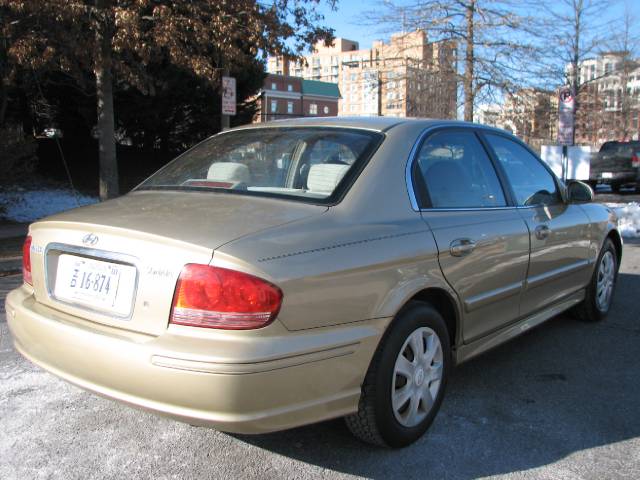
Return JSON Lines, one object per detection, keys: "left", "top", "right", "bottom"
{"left": 481, "top": 132, "right": 592, "bottom": 317}
{"left": 412, "top": 128, "right": 531, "bottom": 342}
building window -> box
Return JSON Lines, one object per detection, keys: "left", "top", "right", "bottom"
{"left": 287, "top": 101, "right": 293, "bottom": 114}
{"left": 323, "top": 106, "right": 329, "bottom": 114}
{"left": 271, "top": 100, "right": 277, "bottom": 113}
{"left": 309, "top": 103, "right": 318, "bottom": 115}
{"left": 287, "top": 84, "right": 293, "bottom": 92}
{"left": 271, "top": 82, "right": 277, "bottom": 90}
{"left": 350, "top": 104, "right": 358, "bottom": 112}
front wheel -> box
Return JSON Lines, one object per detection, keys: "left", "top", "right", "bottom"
{"left": 345, "top": 302, "right": 451, "bottom": 447}
{"left": 572, "top": 238, "right": 618, "bottom": 322}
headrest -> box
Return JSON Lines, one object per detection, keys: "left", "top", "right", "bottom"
{"left": 307, "top": 164, "right": 350, "bottom": 193}
{"left": 207, "top": 162, "right": 250, "bottom": 184}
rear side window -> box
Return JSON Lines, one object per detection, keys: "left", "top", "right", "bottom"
{"left": 414, "top": 130, "right": 506, "bottom": 208}
{"left": 484, "top": 134, "right": 560, "bottom": 207}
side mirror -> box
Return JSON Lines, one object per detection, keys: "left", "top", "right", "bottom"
{"left": 567, "top": 180, "right": 594, "bottom": 203}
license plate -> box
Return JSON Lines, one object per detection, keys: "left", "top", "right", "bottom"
{"left": 601, "top": 172, "right": 613, "bottom": 179}
{"left": 54, "top": 254, "right": 137, "bottom": 317}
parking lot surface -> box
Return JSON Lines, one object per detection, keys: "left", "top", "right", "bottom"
{"left": 1, "top": 241, "right": 639, "bottom": 480}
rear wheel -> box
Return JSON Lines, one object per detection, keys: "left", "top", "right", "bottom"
{"left": 345, "top": 302, "right": 451, "bottom": 447}
{"left": 573, "top": 239, "right": 618, "bottom": 322}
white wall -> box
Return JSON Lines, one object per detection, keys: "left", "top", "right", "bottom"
{"left": 540, "top": 145, "right": 592, "bottom": 181}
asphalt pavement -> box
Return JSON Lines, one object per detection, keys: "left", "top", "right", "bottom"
{"left": 1, "top": 242, "right": 639, "bottom": 480}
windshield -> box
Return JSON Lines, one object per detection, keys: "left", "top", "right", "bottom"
{"left": 138, "top": 127, "right": 382, "bottom": 204}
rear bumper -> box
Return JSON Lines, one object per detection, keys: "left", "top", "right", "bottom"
{"left": 5, "top": 285, "right": 387, "bottom": 434}
{"left": 591, "top": 170, "right": 639, "bottom": 185}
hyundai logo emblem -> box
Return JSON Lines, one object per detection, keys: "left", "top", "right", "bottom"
{"left": 82, "top": 233, "right": 99, "bottom": 247}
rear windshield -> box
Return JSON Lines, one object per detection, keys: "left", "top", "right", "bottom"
{"left": 138, "top": 127, "right": 382, "bottom": 204}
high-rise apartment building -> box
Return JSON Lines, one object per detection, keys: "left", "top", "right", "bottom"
{"left": 267, "top": 30, "right": 457, "bottom": 119}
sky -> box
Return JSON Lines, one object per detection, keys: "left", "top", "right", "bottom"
{"left": 314, "top": 0, "right": 629, "bottom": 52}
{"left": 314, "top": 1, "right": 383, "bottom": 50}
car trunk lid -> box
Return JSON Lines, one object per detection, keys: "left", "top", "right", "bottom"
{"left": 27, "top": 190, "right": 326, "bottom": 335}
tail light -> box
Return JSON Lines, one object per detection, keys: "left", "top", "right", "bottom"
{"left": 169, "top": 264, "right": 282, "bottom": 330}
{"left": 632, "top": 153, "right": 640, "bottom": 168}
{"left": 22, "top": 235, "right": 33, "bottom": 285}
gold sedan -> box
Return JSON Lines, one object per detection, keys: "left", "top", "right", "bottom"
{"left": 5, "top": 117, "right": 622, "bottom": 447}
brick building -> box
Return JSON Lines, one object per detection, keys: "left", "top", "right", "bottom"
{"left": 474, "top": 89, "right": 557, "bottom": 151}
{"left": 254, "top": 74, "right": 340, "bottom": 122}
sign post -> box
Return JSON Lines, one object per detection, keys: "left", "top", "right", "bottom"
{"left": 221, "top": 75, "right": 236, "bottom": 130}
{"left": 557, "top": 87, "right": 576, "bottom": 182}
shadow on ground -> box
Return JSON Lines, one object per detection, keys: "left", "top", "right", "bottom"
{"left": 231, "top": 258, "right": 640, "bottom": 478}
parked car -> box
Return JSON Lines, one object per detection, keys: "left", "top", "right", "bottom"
{"left": 589, "top": 140, "right": 640, "bottom": 192}
{"left": 5, "top": 118, "right": 622, "bottom": 448}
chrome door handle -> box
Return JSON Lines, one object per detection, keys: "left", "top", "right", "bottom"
{"left": 535, "top": 224, "right": 551, "bottom": 240}
{"left": 450, "top": 238, "right": 477, "bottom": 257}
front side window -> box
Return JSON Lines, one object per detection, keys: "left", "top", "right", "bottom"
{"left": 484, "top": 133, "right": 560, "bottom": 206}
{"left": 138, "top": 128, "right": 381, "bottom": 204}
{"left": 414, "top": 130, "right": 506, "bottom": 208}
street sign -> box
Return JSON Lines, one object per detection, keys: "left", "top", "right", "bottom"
{"left": 557, "top": 87, "right": 575, "bottom": 146}
{"left": 222, "top": 76, "right": 236, "bottom": 116}
{"left": 559, "top": 87, "right": 575, "bottom": 113}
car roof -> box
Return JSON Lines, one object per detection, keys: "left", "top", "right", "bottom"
{"left": 232, "top": 116, "right": 498, "bottom": 134}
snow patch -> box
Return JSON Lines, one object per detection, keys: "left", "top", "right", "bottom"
{"left": 0, "top": 188, "right": 98, "bottom": 223}
{"left": 606, "top": 202, "right": 640, "bottom": 239}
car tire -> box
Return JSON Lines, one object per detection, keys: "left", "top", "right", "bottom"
{"left": 572, "top": 238, "right": 618, "bottom": 322}
{"left": 345, "top": 301, "right": 451, "bottom": 448}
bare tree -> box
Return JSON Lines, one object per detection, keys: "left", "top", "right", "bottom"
{"left": 537, "top": 1, "right": 640, "bottom": 145}
{"left": 538, "top": 0, "right": 612, "bottom": 145}
{"left": 607, "top": 6, "right": 639, "bottom": 140}
{"left": 540, "top": 0, "right": 611, "bottom": 91}
{"left": 364, "top": 0, "right": 542, "bottom": 121}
